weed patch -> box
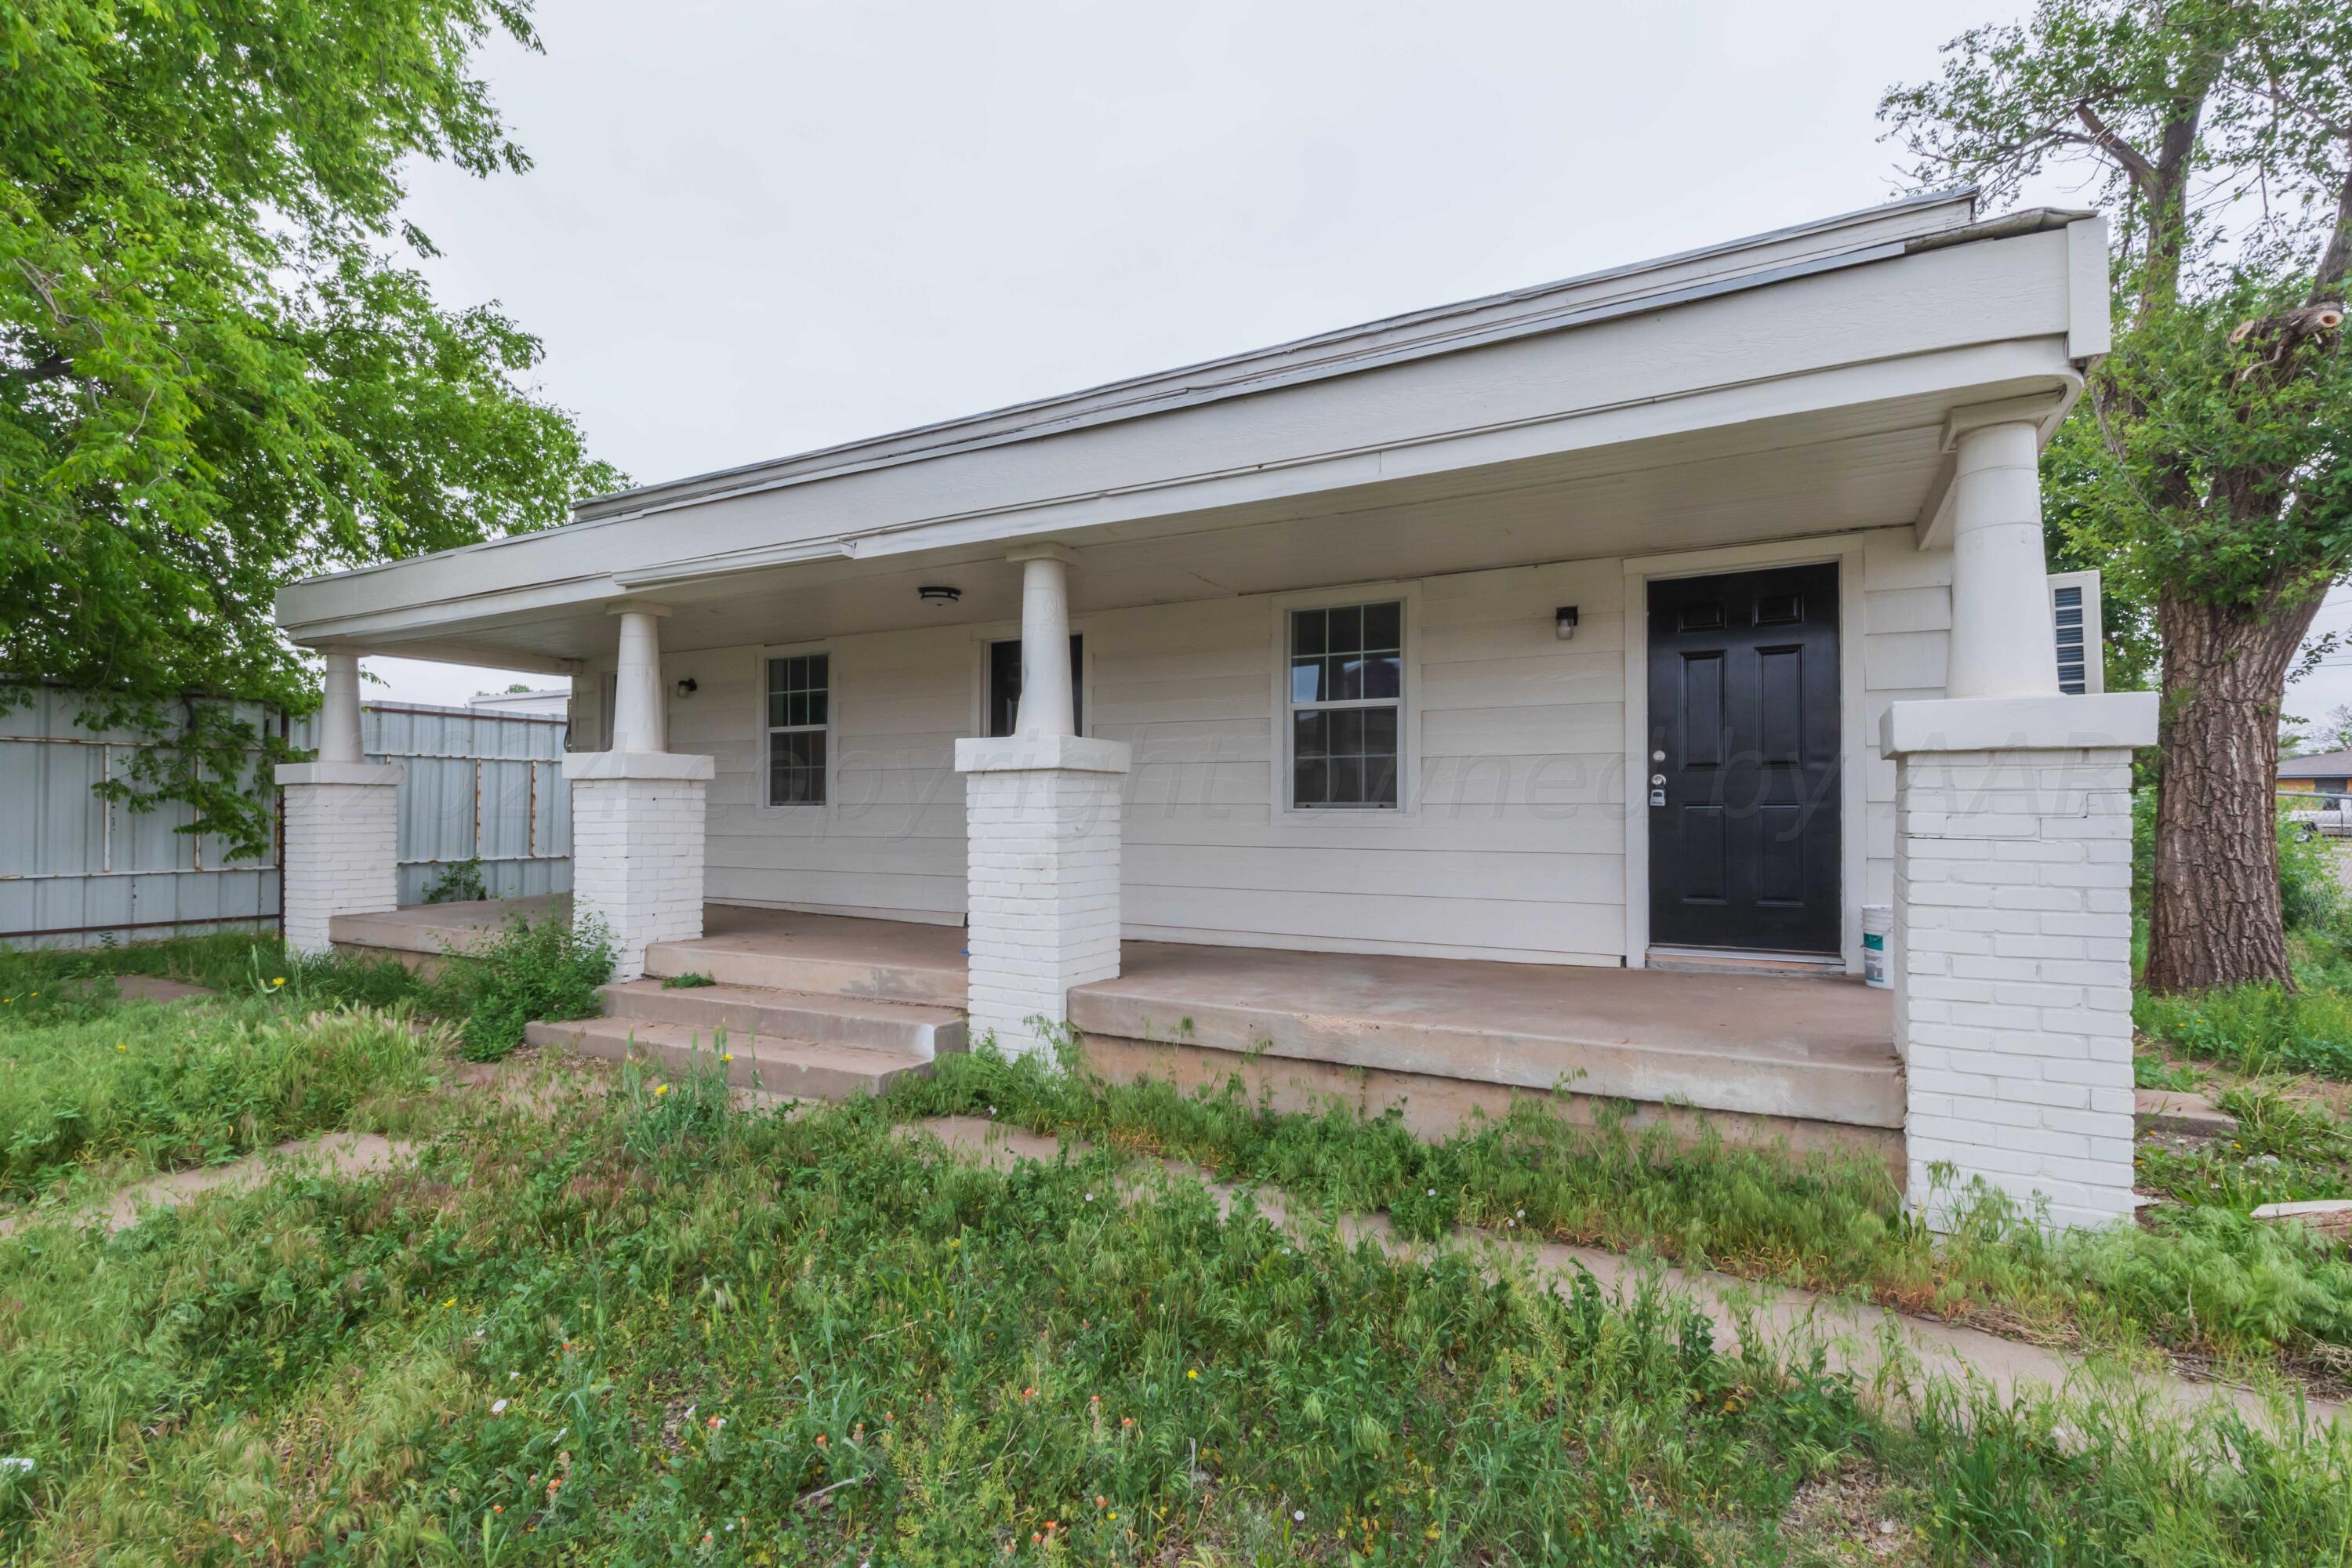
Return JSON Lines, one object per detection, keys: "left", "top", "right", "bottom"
{"left": 0, "top": 1000, "right": 438, "bottom": 1201}
{"left": 2, "top": 1071, "right": 2344, "bottom": 1563}
{"left": 889, "top": 1047, "right": 2352, "bottom": 1377}
{"left": 419, "top": 916, "right": 614, "bottom": 1061}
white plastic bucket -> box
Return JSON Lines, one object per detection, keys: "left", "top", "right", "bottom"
{"left": 1860, "top": 904, "right": 1893, "bottom": 989}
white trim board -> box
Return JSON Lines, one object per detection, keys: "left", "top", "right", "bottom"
{"left": 1621, "top": 535, "right": 1870, "bottom": 974}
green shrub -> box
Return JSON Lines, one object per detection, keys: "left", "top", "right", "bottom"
{"left": 659, "top": 970, "right": 715, "bottom": 989}
{"left": 2276, "top": 802, "right": 2345, "bottom": 935}
{"left": 421, "top": 856, "right": 487, "bottom": 904}
{"left": 420, "top": 914, "right": 613, "bottom": 1061}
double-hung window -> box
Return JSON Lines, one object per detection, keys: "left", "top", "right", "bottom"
{"left": 1287, "top": 601, "right": 1402, "bottom": 809}
{"left": 765, "top": 652, "right": 829, "bottom": 805}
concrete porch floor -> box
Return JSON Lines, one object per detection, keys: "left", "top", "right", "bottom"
{"left": 333, "top": 898, "right": 1901, "bottom": 1134}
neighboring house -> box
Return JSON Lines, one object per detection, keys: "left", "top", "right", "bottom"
{"left": 274, "top": 189, "right": 2154, "bottom": 1229}
{"left": 2279, "top": 750, "right": 2352, "bottom": 808}
{"left": 469, "top": 686, "right": 573, "bottom": 719}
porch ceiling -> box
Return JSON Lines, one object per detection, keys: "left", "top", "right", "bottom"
{"left": 314, "top": 372, "right": 2058, "bottom": 666}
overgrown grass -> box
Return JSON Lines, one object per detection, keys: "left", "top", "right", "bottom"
{"left": 2136, "top": 964, "right": 2352, "bottom": 1080}
{"left": 418, "top": 915, "right": 615, "bottom": 1061}
{"left": 2132, "top": 795, "right": 2352, "bottom": 1080}
{"left": 0, "top": 998, "right": 441, "bottom": 1202}
{"left": 887, "top": 1047, "right": 2352, "bottom": 1380}
{"left": 1, "top": 1060, "right": 2343, "bottom": 1565}
{"left": 3, "top": 917, "right": 615, "bottom": 1067}
{"left": 0, "top": 931, "right": 420, "bottom": 1012}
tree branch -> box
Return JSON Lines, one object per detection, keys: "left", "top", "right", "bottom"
{"left": 2310, "top": 126, "right": 2352, "bottom": 304}
{"left": 2, "top": 352, "right": 74, "bottom": 384}
{"left": 2074, "top": 100, "right": 2157, "bottom": 186}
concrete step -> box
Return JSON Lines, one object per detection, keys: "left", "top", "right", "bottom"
{"left": 524, "top": 1016, "right": 935, "bottom": 1101}
{"left": 641, "top": 940, "right": 965, "bottom": 1007}
{"left": 597, "top": 979, "right": 964, "bottom": 1061}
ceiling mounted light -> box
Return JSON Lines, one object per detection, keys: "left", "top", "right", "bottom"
{"left": 918, "top": 585, "right": 963, "bottom": 607}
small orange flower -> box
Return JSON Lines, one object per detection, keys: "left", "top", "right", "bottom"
{"left": 1095, "top": 1494, "right": 1106, "bottom": 1508}
{"left": 1120, "top": 1416, "right": 1134, "bottom": 1428}
{"left": 492, "top": 1505, "right": 503, "bottom": 1515}
{"left": 815, "top": 1434, "right": 828, "bottom": 1446}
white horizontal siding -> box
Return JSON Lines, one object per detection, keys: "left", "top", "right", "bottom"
{"left": 658, "top": 527, "right": 1945, "bottom": 964}
{"left": 1860, "top": 529, "right": 1954, "bottom": 908}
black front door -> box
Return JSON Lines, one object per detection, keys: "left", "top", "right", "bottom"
{"left": 1646, "top": 563, "right": 1841, "bottom": 954}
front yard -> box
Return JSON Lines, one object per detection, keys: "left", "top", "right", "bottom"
{"left": 1, "top": 934, "right": 2351, "bottom": 1563}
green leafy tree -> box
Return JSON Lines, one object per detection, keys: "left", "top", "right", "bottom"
{"left": 1883, "top": 0, "right": 2352, "bottom": 991}
{"left": 0, "top": 0, "right": 622, "bottom": 858}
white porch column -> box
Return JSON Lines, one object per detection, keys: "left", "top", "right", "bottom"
{"left": 1886, "top": 416, "right": 2155, "bottom": 1230}
{"left": 562, "top": 604, "right": 712, "bottom": 982}
{"left": 277, "top": 652, "right": 404, "bottom": 956}
{"left": 1946, "top": 419, "right": 2063, "bottom": 700}
{"left": 956, "top": 543, "right": 1130, "bottom": 1059}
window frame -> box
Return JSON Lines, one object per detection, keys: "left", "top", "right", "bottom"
{"left": 969, "top": 621, "right": 1094, "bottom": 740}
{"left": 1269, "top": 582, "right": 1420, "bottom": 816}
{"left": 757, "top": 642, "right": 837, "bottom": 812}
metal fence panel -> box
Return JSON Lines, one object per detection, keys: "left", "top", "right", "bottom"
{"left": 2, "top": 691, "right": 571, "bottom": 948}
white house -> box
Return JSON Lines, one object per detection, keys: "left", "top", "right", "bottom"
{"left": 276, "top": 189, "right": 2154, "bottom": 1229}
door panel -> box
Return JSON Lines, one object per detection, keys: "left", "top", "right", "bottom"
{"left": 1647, "top": 564, "right": 1841, "bottom": 953}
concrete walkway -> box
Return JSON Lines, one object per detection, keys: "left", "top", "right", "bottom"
{"left": 0, "top": 1131, "right": 418, "bottom": 1239}
{"left": 902, "top": 1114, "right": 2347, "bottom": 1437}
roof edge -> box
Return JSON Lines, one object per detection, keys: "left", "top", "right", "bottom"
{"left": 567, "top": 186, "right": 1983, "bottom": 525}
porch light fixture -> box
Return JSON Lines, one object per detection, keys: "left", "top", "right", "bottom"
{"left": 1555, "top": 605, "right": 1580, "bottom": 641}
{"left": 918, "top": 585, "right": 963, "bottom": 607}
{"left": 674, "top": 677, "right": 698, "bottom": 699}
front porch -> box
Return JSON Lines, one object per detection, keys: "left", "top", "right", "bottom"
{"left": 334, "top": 897, "right": 1904, "bottom": 1160}
{"left": 277, "top": 191, "right": 2158, "bottom": 1227}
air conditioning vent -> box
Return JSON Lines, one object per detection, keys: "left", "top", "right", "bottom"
{"left": 2047, "top": 570, "right": 2103, "bottom": 695}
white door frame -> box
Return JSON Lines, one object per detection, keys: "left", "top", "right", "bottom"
{"left": 1621, "top": 534, "right": 1868, "bottom": 974}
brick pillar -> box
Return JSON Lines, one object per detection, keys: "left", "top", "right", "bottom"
{"left": 562, "top": 751, "right": 712, "bottom": 982}
{"left": 1883, "top": 695, "right": 2154, "bottom": 1229}
{"left": 955, "top": 733, "right": 1131, "bottom": 1059}
{"left": 276, "top": 762, "right": 405, "bottom": 956}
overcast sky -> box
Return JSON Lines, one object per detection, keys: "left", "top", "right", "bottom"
{"left": 361, "top": 0, "right": 2352, "bottom": 718}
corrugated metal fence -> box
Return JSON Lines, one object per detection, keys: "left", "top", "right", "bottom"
{"left": 2, "top": 688, "right": 572, "bottom": 947}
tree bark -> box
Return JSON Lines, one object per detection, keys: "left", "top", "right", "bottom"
{"left": 2143, "top": 587, "right": 2325, "bottom": 993}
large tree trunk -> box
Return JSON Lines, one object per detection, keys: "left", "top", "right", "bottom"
{"left": 2143, "top": 587, "right": 2325, "bottom": 993}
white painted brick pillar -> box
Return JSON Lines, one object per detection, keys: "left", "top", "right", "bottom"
{"left": 277, "top": 766, "right": 404, "bottom": 955}
{"left": 1889, "top": 410, "right": 2156, "bottom": 1228}
{"left": 1885, "top": 705, "right": 2151, "bottom": 1229}
{"left": 954, "top": 541, "right": 1130, "bottom": 1059}
{"left": 562, "top": 604, "right": 713, "bottom": 982}
{"left": 955, "top": 734, "right": 1131, "bottom": 1058}
{"left": 563, "top": 755, "right": 712, "bottom": 982}
{"left": 277, "top": 653, "right": 401, "bottom": 956}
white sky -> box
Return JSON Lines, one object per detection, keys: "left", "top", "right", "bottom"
{"left": 356, "top": 0, "right": 2352, "bottom": 713}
